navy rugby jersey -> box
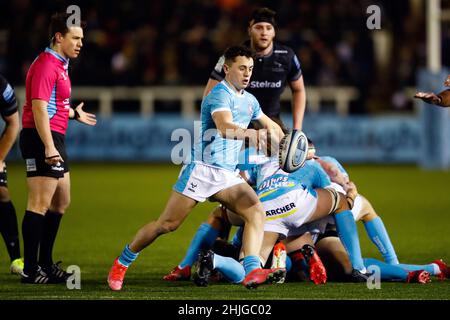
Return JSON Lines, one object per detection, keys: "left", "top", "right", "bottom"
{"left": 0, "top": 74, "right": 18, "bottom": 118}
{"left": 210, "top": 41, "right": 302, "bottom": 118}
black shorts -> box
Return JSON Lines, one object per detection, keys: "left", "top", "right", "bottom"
{"left": 316, "top": 224, "right": 338, "bottom": 243}
{"left": 19, "top": 128, "right": 69, "bottom": 178}
{"left": 0, "top": 165, "right": 8, "bottom": 187}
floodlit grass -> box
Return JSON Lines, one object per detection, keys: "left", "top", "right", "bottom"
{"left": 0, "top": 163, "right": 449, "bottom": 300}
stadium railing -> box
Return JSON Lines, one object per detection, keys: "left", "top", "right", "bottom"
{"left": 14, "top": 86, "right": 359, "bottom": 117}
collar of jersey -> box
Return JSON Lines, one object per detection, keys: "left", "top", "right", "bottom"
{"left": 45, "top": 47, "right": 69, "bottom": 69}
{"left": 221, "top": 80, "right": 245, "bottom": 97}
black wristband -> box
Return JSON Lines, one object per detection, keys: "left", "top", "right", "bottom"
{"left": 70, "top": 109, "right": 81, "bottom": 120}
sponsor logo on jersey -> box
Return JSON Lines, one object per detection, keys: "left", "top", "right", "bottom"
{"left": 60, "top": 72, "right": 67, "bottom": 81}
{"left": 274, "top": 50, "right": 288, "bottom": 54}
{"left": 258, "top": 174, "right": 290, "bottom": 191}
{"left": 249, "top": 80, "right": 282, "bottom": 88}
{"left": 266, "top": 202, "right": 296, "bottom": 216}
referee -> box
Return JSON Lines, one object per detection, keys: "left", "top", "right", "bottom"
{"left": 19, "top": 12, "right": 96, "bottom": 284}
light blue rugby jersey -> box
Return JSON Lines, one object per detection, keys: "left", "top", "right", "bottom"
{"left": 193, "top": 80, "right": 262, "bottom": 171}
{"left": 319, "top": 156, "right": 348, "bottom": 176}
{"left": 245, "top": 158, "right": 332, "bottom": 202}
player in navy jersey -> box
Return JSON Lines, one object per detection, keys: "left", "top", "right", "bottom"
{"left": 0, "top": 74, "right": 23, "bottom": 275}
{"left": 204, "top": 7, "right": 306, "bottom": 130}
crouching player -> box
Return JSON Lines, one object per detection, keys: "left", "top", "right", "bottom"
{"left": 301, "top": 144, "right": 449, "bottom": 282}
{"left": 192, "top": 154, "right": 372, "bottom": 288}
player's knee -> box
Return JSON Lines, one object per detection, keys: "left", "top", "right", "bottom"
{"left": 243, "top": 204, "right": 265, "bottom": 223}
{"left": 51, "top": 197, "right": 71, "bottom": 213}
{"left": 252, "top": 207, "right": 266, "bottom": 227}
{"left": 28, "top": 203, "right": 51, "bottom": 214}
{"left": 157, "top": 220, "right": 180, "bottom": 234}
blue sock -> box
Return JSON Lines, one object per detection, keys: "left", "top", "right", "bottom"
{"left": 364, "top": 217, "right": 399, "bottom": 264}
{"left": 213, "top": 254, "right": 245, "bottom": 283}
{"left": 363, "top": 258, "right": 407, "bottom": 281}
{"left": 179, "top": 223, "right": 219, "bottom": 268}
{"left": 334, "top": 210, "right": 365, "bottom": 272}
{"left": 243, "top": 255, "right": 261, "bottom": 275}
{"left": 286, "top": 255, "right": 292, "bottom": 272}
{"left": 397, "top": 263, "right": 438, "bottom": 275}
{"left": 118, "top": 245, "right": 139, "bottom": 267}
{"left": 231, "top": 227, "right": 243, "bottom": 248}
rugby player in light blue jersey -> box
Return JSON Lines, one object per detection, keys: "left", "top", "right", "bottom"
{"left": 191, "top": 152, "right": 372, "bottom": 286}
{"left": 304, "top": 144, "right": 449, "bottom": 282}
{"left": 107, "top": 46, "right": 286, "bottom": 291}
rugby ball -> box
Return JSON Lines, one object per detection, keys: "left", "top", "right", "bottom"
{"left": 278, "top": 130, "right": 308, "bottom": 173}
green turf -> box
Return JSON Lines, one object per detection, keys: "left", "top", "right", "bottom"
{"left": 0, "top": 163, "right": 449, "bottom": 300}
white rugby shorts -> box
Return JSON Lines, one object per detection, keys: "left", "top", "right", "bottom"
{"left": 262, "top": 188, "right": 318, "bottom": 238}
{"left": 173, "top": 162, "right": 245, "bottom": 202}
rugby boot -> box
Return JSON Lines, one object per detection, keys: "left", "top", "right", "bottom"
{"left": 163, "top": 265, "right": 191, "bottom": 281}
{"left": 107, "top": 258, "right": 128, "bottom": 291}
{"left": 301, "top": 244, "right": 327, "bottom": 284}
{"left": 243, "top": 268, "right": 286, "bottom": 289}
{"left": 193, "top": 250, "right": 214, "bottom": 287}
{"left": 432, "top": 259, "right": 450, "bottom": 281}
{"left": 406, "top": 270, "right": 431, "bottom": 284}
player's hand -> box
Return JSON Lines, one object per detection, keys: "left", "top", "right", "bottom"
{"left": 45, "top": 147, "right": 63, "bottom": 166}
{"left": 0, "top": 161, "right": 5, "bottom": 172}
{"left": 345, "top": 181, "right": 358, "bottom": 198}
{"left": 444, "top": 75, "right": 450, "bottom": 87}
{"left": 75, "top": 102, "right": 97, "bottom": 126}
{"left": 414, "top": 92, "right": 442, "bottom": 105}
{"left": 258, "top": 129, "right": 281, "bottom": 157}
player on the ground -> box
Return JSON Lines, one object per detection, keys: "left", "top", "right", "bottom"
{"left": 0, "top": 74, "right": 23, "bottom": 275}
{"left": 414, "top": 74, "right": 450, "bottom": 107}
{"left": 193, "top": 154, "right": 371, "bottom": 287}
{"left": 296, "top": 143, "right": 449, "bottom": 282}
{"left": 308, "top": 141, "right": 399, "bottom": 265}
{"left": 107, "top": 45, "right": 286, "bottom": 291}
{"left": 204, "top": 7, "right": 306, "bottom": 130}
{"left": 20, "top": 13, "right": 96, "bottom": 284}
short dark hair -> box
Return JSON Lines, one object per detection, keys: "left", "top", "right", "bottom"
{"left": 49, "top": 12, "right": 86, "bottom": 44}
{"left": 248, "top": 7, "right": 277, "bottom": 28}
{"left": 224, "top": 45, "right": 254, "bottom": 65}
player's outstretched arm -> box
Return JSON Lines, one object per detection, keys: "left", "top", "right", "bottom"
{"left": 415, "top": 75, "right": 450, "bottom": 107}
{"left": 414, "top": 91, "right": 444, "bottom": 106}
{"left": 289, "top": 76, "right": 306, "bottom": 130}
{"left": 255, "top": 114, "right": 284, "bottom": 140}
{"left": 71, "top": 102, "right": 97, "bottom": 126}
{"left": 444, "top": 75, "right": 450, "bottom": 87}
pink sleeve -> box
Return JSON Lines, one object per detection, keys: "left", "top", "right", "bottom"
{"left": 30, "top": 60, "right": 58, "bottom": 103}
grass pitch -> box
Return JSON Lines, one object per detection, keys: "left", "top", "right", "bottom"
{"left": 0, "top": 163, "right": 449, "bottom": 300}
